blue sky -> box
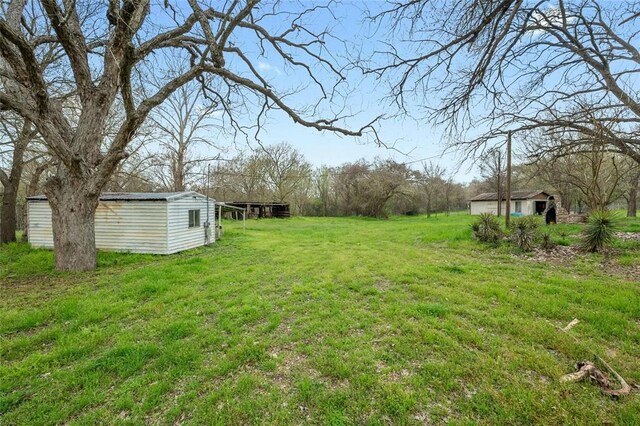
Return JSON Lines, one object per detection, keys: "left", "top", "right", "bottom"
{"left": 259, "top": 115, "right": 463, "bottom": 172}
{"left": 214, "top": 1, "right": 472, "bottom": 180}
{"left": 146, "top": 1, "right": 486, "bottom": 182}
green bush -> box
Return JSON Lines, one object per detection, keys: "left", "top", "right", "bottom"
{"left": 471, "top": 213, "right": 503, "bottom": 244}
{"left": 579, "top": 210, "right": 618, "bottom": 253}
{"left": 509, "top": 216, "right": 538, "bottom": 252}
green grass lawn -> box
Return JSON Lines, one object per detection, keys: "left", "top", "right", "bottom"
{"left": 1, "top": 214, "right": 639, "bottom": 424}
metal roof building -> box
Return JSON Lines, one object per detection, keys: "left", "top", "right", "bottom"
{"left": 27, "top": 192, "right": 217, "bottom": 254}
{"left": 469, "top": 190, "right": 551, "bottom": 216}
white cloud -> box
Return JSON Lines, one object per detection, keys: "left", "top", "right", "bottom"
{"left": 195, "top": 105, "right": 224, "bottom": 118}
{"left": 529, "top": 4, "right": 575, "bottom": 36}
{"left": 257, "top": 60, "right": 282, "bottom": 75}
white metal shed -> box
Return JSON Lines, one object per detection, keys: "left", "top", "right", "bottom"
{"left": 469, "top": 190, "right": 551, "bottom": 216}
{"left": 27, "top": 192, "right": 215, "bottom": 254}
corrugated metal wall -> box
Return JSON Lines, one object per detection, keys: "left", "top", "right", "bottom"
{"left": 166, "top": 196, "right": 214, "bottom": 254}
{"left": 27, "top": 200, "right": 169, "bottom": 254}
{"left": 470, "top": 200, "right": 534, "bottom": 216}
{"left": 95, "top": 201, "right": 168, "bottom": 253}
{"left": 27, "top": 201, "right": 54, "bottom": 248}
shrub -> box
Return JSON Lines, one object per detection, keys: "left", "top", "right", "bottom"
{"left": 471, "top": 213, "right": 503, "bottom": 244}
{"left": 540, "top": 232, "right": 556, "bottom": 250}
{"left": 509, "top": 216, "right": 538, "bottom": 252}
{"left": 579, "top": 210, "right": 618, "bottom": 253}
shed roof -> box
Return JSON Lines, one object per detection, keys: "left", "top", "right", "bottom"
{"left": 27, "top": 191, "right": 211, "bottom": 202}
{"left": 214, "top": 202, "right": 247, "bottom": 212}
{"left": 470, "top": 190, "right": 551, "bottom": 202}
{"left": 226, "top": 201, "right": 290, "bottom": 207}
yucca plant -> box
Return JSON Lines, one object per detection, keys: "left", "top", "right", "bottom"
{"left": 579, "top": 210, "right": 618, "bottom": 253}
{"left": 540, "top": 232, "right": 556, "bottom": 250}
{"left": 509, "top": 216, "right": 538, "bottom": 252}
{"left": 471, "top": 213, "right": 503, "bottom": 244}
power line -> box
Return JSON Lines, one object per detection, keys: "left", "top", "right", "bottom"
{"left": 204, "top": 151, "right": 452, "bottom": 180}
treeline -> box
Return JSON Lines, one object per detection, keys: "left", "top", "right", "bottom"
{"left": 208, "top": 143, "right": 468, "bottom": 217}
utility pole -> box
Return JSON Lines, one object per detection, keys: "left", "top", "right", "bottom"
{"left": 497, "top": 154, "right": 502, "bottom": 217}
{"left": 505, "top": 131, "right": 512, "bottom": 227}
{"left": 205, "top": 163, "right": 212, "bottom": 245}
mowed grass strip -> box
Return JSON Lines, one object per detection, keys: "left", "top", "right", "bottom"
{"left": 1, "top": 215, "right": 639, "bottom": 424}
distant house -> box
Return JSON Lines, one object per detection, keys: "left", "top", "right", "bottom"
{"left": 469, "top": 190, "right": 552, "bottom": 216}
{"left": 27, "top": 192, "right": 216, "bottom": 254}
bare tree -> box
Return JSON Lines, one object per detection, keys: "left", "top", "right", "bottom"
{"left": 0, "top": 113, "right": 37, "bottom": 243}
{"left": 0, "top": 1, "right": 35, "bottom": 243}
{"left": 538, "top": 139, "right": 630, "bottom": 212}
{"left": 0, "top": 0, "right": 376, "bottom": 270}
{"left": 414, "top": 163, "right": 465, "bottom": 217}
{"left": 478, "top": 148, "right": 505, "bottom": 216}
{"left": 441, "top": 177, "right": 466, "bottom": 216}
{"left": 313, "top": 165, "right": 334, "bottom": 217}
{"left": 289, "top": 173, "right": 313, "bottom": 216}
{"left": 209, "top": 153, "right": 269, "bottom": 202}
{"left": 620, "top": 162, "right": 640, "bottom": 217}
{"left": 524, "top": 116, "right": 640, "bottom": 213}
{"left": 333, "top": 159, "right": 410, "bottom": 218}
{"left": 105, "top": 147, "right": 156, "bottom": 192}
{"left": 149, "top": 80, "right": 223, "bottom": 192}
{"left": 259, "top": 143, "right": 312, "bottom": 203}
{"left": 207, "top": 143, "right": 312, "bottom": 214}
{"left": 518, "top": 160, "right": 581, "bottom": 214}
{"left": 420, "top": 161, "right": 446, "bottom": 218}
{"left": 366, "top": 1, "right": 640, "bottom": 164}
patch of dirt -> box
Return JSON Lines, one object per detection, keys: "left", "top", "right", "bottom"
{"left": 268, "top": 316, "right": 294, "bottom": 340}
{"left": 234, "top": 342, "right": 349, "bottom": 393}
{"left": 519, "top": 244, "right": 639, "bottom": 282}
{"left": 386, "top": 368, "right": 413, "bottom": 383}
{"left": 523, "top": 369, "right": 550, "bottom": 385}
{"left": 420, "top": 400, "right": 456, "bottom": 424}
{"left": 412, "top": 412, "right": 430, "bottom": 423}
{"left": 601, "top": 259, "right": 640, "bottom": 282}
{"left": 267, "top": 344, "right": 315, "bottom": 390}
{"left": 525, "top": 245, "right": 579, "bottom": 265}
{"left": 375, "top": 358, "right": 420, "bottom": 384}
{"left": 615, "top": 232, "right": 640, "bottom": 242}
{"left": 373, "top": 277, "right": 391, "bottom": 292}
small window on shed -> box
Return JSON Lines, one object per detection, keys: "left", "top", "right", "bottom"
{"left": 188, "top": 209, "right": 200, "bottom": 228}
{"left": 515, "top": 201, "right": 522, "bottom": 213}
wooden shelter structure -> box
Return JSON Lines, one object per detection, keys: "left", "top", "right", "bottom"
{"left": 224, "top": 202, "right": 290, "bottom": 219}
{"left": 213, "top": 202, "right": 247, "bottom": 236}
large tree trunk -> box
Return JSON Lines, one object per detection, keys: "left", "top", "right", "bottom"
{"left": 173, "top": 147, "right": 186, "bottom": 192}
{"left": 628, "top": 189, "right": 637, "bottom": 218}
{"left": 0, "top": 182, "right": 19, "bottom": 243}
{"left": 47, "top": 187, "right": 99, "bottom": 272}
{"left": 627, "top": 173, "right": 639, "bottom": 218}
{"left": 0, "top": 122, "right": 29, "bottom": 244}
